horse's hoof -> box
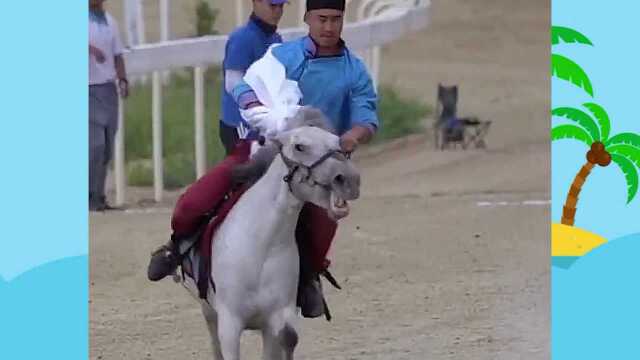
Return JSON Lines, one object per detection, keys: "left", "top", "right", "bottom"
{"left": 172, "top": 273, "right": 182, "bottom": 283}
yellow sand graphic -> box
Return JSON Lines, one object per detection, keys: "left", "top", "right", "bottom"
{"left": 552, "top": 223, "right": 608, "bottom": 257}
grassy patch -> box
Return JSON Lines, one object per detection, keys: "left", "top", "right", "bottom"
{"left": 374, "top": 86, "right": 432, "bottom": 143}
{"left": 123, "top": 68, "right": 225, "bottom": 188}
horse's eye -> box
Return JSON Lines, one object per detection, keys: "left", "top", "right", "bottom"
{"left": 294, "top": 144, "right": 306, "bottom": 152}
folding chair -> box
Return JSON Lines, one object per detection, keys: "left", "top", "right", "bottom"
{"left": 433, "top": 84, "right": 492, "bottom": 150}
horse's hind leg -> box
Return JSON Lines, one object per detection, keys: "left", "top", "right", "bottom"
{"left": 201, "top": 303, "right": 224, "bottom": 360}
{"left": 261, "top": 328, "right": 283, "bottom": 360}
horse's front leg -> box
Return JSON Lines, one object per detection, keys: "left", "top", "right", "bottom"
{"left": 217, "top": 305, "right": 243, "bottom": 360}
{"left": 201, "top": 303, "right": 224, "bottom": 360}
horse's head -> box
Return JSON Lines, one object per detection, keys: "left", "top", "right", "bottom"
{"left": 231, "top": 106, "right": 361, "bottom": 220}
{"left": 275, "top": 122, "right": 361, "bottom": 220}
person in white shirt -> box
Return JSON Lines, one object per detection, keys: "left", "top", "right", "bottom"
{"left": 89, "top": 0, "right": 128, "bottom": 211}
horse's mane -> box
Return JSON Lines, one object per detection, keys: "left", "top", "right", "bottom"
{"left": 231, "top": 107, "right": 335, "bottom": 187}
{"left": 282, "top": 106, "right": 335, "bottom": 134}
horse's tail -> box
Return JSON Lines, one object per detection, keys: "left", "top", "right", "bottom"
{"left": 278, "top": 323, "right": 298, "bottom": 360}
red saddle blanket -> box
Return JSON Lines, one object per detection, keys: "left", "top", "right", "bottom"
{"left": 176, "top": 140, "right": 253, "bottom": 299}
{"left": 194, "top": 185, "right": 249, "bottom": 298}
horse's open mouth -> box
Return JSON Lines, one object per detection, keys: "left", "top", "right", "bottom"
{"left": 330, "top": 192, "right": 350, "bottom": 219}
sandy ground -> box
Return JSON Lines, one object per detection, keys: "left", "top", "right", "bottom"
{"left": 91, "top": 0, "right": 550, "bottom": 359}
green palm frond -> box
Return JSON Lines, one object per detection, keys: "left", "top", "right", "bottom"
{"left": 551, "top": 26, "right": 594, "bottom": 46}
{"left": 608, "top": 145, "right": 640, "bottom": 169}
{"left": 551, "top": 124, "right": 594, "bottom": 146}
{"left": 611, "top": 153, "right": 639, "bottom": 204}
{"left": 551, "top": 54, "right": 594, "bottom": 97}
{"left": 582, "top": 102, "right": 611, "bottom": 142}
{"left": 605, "top": 132, "right": 640, "bottom": 148}
{"left": 552, "top": 107, "right": 600, "bottom": 141}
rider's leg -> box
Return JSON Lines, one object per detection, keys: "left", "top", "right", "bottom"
{"left": 147, "top": 140, "right": 251, "bottom": 281}
{"left": 295, "top": 203, "right": 338, "bottom": 319}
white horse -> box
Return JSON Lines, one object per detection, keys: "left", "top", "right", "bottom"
{"left": 183, "top": 107, "right": 361, "bottom": 360}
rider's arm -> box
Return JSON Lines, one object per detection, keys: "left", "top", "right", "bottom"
{"left": 224, "top": 31, "right": 262, "bottom": 108}
{"left": 226, "top": 71, "right": 264, "bottom": 109}
{"left": 232, "top": 80, "right": 261, "bottom": 109}
{"left": 341, "top": 65, "right": 379, "bottom": 152}
{"left": 224, "top": 70, "right": 244, "bottom": 94}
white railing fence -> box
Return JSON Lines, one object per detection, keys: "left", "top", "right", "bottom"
{"left": 113, "top": 0, "right": 431, "bottom": 206}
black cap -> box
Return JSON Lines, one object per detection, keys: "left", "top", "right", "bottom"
{"left": 306, "top": 0, "right": 346, "bottom": 12}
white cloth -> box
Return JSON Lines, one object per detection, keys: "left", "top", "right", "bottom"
{"left": 89, "top": 13, "right": 124, "bottom": 85}
{"left": 240, "top": 44, "right": 303, "bottom": 136}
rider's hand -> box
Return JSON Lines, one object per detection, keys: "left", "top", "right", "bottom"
{"left": 340, "top": 125, "right": 375, "bottom": 153}
{"left": 240, "top": 105, "right": 276, "bottom": 135}
{"left": 339, "top": 133, "right": 359, "bottom": 153}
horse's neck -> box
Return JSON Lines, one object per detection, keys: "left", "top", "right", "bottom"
{"left": 233, "top": 156, "right": 303, "bottom": 243}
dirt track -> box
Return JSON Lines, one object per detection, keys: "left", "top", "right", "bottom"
{"left": 91, "top": 1, "right": 550, "bottom": 359}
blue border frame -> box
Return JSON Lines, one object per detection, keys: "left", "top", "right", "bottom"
{"left": 0, "top": 3, "right": 88, "bottom": 358}
{"left": 552, "top": 2, "right": 640, "bottom": 358}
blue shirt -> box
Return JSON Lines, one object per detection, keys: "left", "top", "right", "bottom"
{"left": 221, "top": 15, "right": 282, "bottom": 127}
{"left": 233, "top": 36, "right": 379, "bottom": 136}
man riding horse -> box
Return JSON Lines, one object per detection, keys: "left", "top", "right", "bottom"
{"left": 147, "top": 0, "right": 379, "bottom": 320}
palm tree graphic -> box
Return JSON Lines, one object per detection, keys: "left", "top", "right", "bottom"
{"left": 552, "top": 26, "right": 594, "bottom": 97}
{"left": 552, "top": 26, "right": 640, "bottom": 226}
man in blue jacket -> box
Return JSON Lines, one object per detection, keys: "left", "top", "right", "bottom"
{"left": 147, "top": 0, "right": 286, "bottom": 277}
{"left": 235, "top": 0, "right": 378, "bottom": 319}
{"left": 219, "top": 0, "right": 287, "bottom": 154}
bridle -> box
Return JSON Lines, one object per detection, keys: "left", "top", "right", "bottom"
{"left": 279, "top": 147, "right": 351, "bottom": 193}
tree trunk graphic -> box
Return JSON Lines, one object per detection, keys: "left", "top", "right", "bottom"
{"left": 561, "top": 161, "right": 596, "bottom": 226}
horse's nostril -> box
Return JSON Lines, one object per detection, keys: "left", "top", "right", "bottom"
{"left": 334, "top": 174, "right": 345, "bottom": 185}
